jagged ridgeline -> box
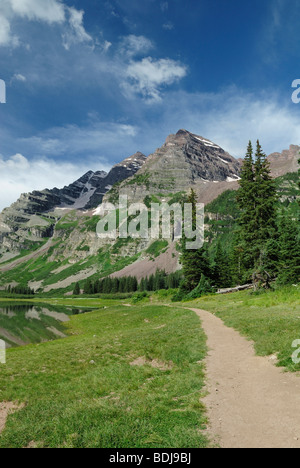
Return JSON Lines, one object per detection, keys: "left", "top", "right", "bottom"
{"left": 0, "top": 130, "right": 298, "bottom": 295}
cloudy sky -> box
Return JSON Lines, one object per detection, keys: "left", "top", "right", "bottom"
{"left": 0, "top": 0, "right": 300, "bottom": 209}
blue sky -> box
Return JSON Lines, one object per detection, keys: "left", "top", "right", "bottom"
{"left": 1, "top": 0, "right": 300, "bottom": 209}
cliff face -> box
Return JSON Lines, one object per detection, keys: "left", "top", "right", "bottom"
{"left": 267, "top": 145, "right": 300, "bottom": 178}
{"left": 84, "top": 152, "right": 147, "bottom": 209}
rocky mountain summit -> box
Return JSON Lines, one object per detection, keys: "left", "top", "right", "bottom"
{"left": 0, "top": 129, "right": 298, "bottom": 291}
{"left": 141, "top": 129, "right": 241, "bottom": 184}
{"left": 106, "top": 129, "right": 242, "bottom": 205}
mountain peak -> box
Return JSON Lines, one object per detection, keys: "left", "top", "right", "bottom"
{"left": 176, "top": 129, "right": 190, "bottom": 136}
{"left": 165, "top": 129, "right": 220, "bottom": 150}
{"left": 136, "top": 129, "right": 241, "bottom": 187}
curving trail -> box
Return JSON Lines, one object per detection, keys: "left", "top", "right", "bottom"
{"left": 189, "top": 308, "right": 300, "bottom": 448}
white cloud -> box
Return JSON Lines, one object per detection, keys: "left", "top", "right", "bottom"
{"left": 0, "top": 14, "right": 11, "bottom": 45}
{"left": 0, "top": 1, "right": 92, "bottom": 50}
{"left": 163, "top": 22, "right": 174, "bottom": 31}
{"left": 157, "top": 88, "right": 300, "bottom": 157}
{"left": 119, "top": 35, "right": 154, "bottom": 57}
{"left": 124, "top": 57, "right": 187, "bottom": 103}
{"left": 14, "top": 120, "right": 137, "bottom": 163}
{"left": 0, "top": 13, "right": 18, "bottom": 46}
{"left": 10, "top": 0, "right": 65, "bottom": 23}
{"left": 0, "top": 153, "right": 100, "bottom": 211}
{"left": 103, "top": 40, "right": 112, "bottom": 53}
{"left": 160, "top": 2, "right": 169, "bottom": 12}
{"left": 12, "top": 73, "right": 26, "bottom": 82}
{"left": 62, "top": 7, "right": 93, "bottom": 50}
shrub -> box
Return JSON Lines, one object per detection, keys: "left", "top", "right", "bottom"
{"left": 132, "top": 291, "right": 149, "bottom": 303}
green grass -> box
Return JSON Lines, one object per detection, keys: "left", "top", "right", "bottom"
{"left": 84, "top": 216, "right": 101, "bottom": 232}
{"left": 146, "top": 240, "right": 169, "bottom": 258}
{"left": 0, "top": 302, "right": 208, "bottom": 448}
{"left": 55, "top": 221, "right": 79, "bottom": 231}
{"left": 0, "top": 239, "right": 49, "bottom": 267}
{"left": 189, "top": 286, "right": 300, "bottom": 371}
{"left": 127, "top": 173, "right": 151, "bottom": 188}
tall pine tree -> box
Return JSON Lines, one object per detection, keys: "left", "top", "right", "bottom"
{"left": 236, "top": 141, "right": 278, "bottom": 288}
{"left": 180, "top": 189, "right": 211, "bottom": 291}
{"left": 277, "top": 214, "right": 300, "bottom": 284}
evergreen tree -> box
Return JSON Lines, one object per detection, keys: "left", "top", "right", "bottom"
{"left": 182, "top": 247, "right": 211, "bottom": 291}
{"left": 236, "top": 141, "right": 278, "bottom": 287}
{"left": 252, "top": 141, "right": 278, "bottom": 286}
{"left": 139, "top": 278, "right": 146, "bottom": 291}
{"left": 186, "top": 274, "right": 214, "bottom": 299}
{"left": 148, "top": 275, "right": 155, "bottom": 291}
{"left": 83, "top": 279, "right": 91, "bottom": 294}
{"left": 236, "top": 141, "right": 257, "bottom": 273}
{"left": 73, "top": 282, "right": 80, "bottom": 295}
{"left": 94, "top": 280, "right": 100, "bottom": 294}
{"left": 212, "top": 241, "right": 232, "bottom": 288}
{"left": 119, "top": 277, "right": 126, "bottom": 293}
{"left": 111, "top": 278, "right": 119, "bottom": 294}
{"left": 98, "top": 280, "right": 103, "bottom": 294}
{"left": 101, "top": 278, "right": 110, "bottom": 294}
{"left": 180, "top": 189, "right": 212, "bottom": 291}
{"left": 131, "top": 277, "right": 138, "bottom": 292}
{"left": 277, "top": 215, "right": 300, "bottom": 284}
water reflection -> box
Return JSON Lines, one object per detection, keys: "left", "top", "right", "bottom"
{"left": 0, "top": 302, "right": 95, "bottom": 348}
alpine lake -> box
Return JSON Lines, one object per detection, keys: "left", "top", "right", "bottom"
{"left": 0, "top": 301, "right": 97, "bottom": 348}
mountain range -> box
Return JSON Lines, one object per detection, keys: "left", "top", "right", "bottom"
{"left": 0, "top": 129, "right": 298, "bottom": 294}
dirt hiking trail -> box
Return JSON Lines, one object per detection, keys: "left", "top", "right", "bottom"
{"left": 190, "top": 308, "right": 300, "bottom": 448}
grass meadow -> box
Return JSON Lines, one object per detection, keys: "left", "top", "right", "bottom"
{"left": 0, "top": 301, "right": 208, "bottom": 448}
